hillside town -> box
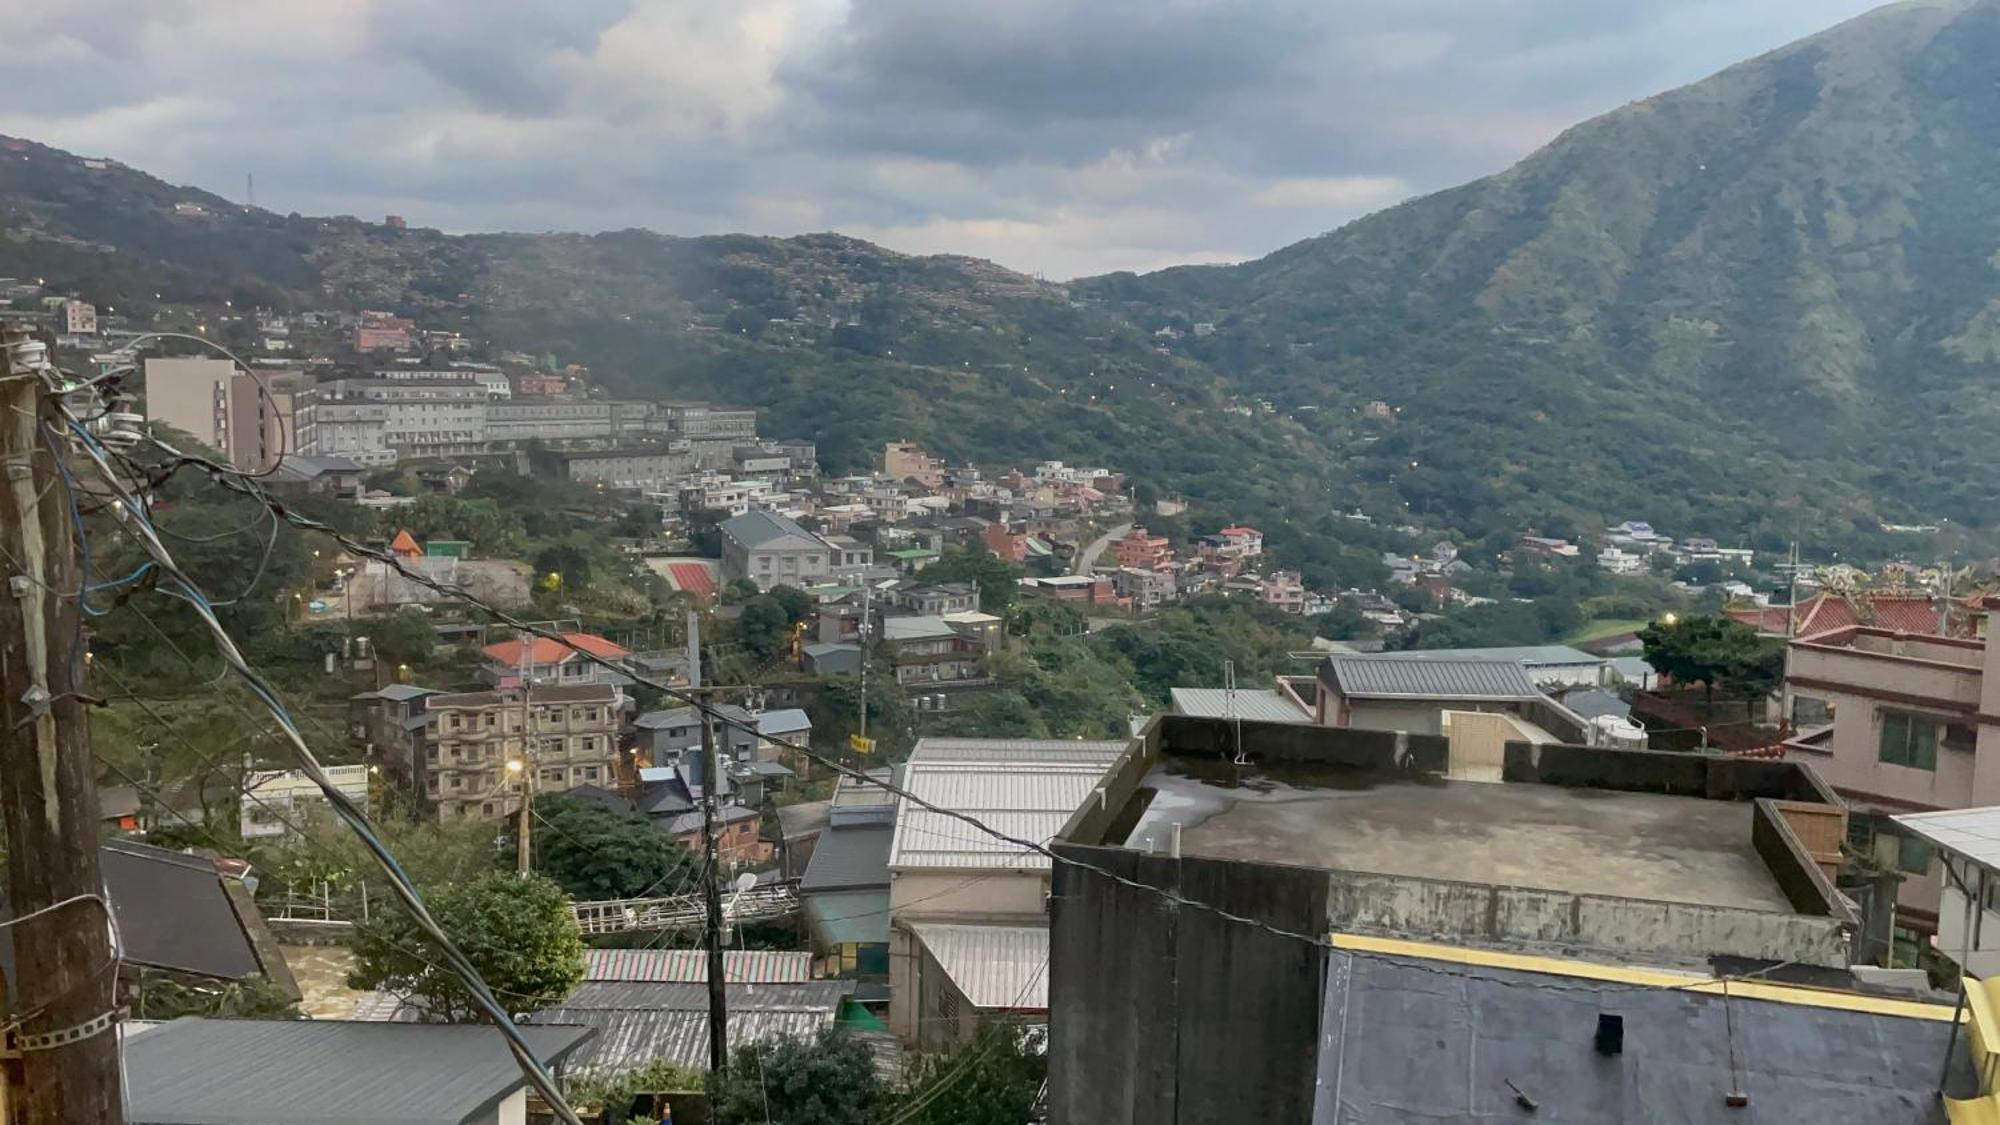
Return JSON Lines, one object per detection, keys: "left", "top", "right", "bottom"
{"left": 5, "top": 279, "right": 2000, "bottom": 1124}
{"left": 17, "top": 0, "right": 2000, "bottom": 1109}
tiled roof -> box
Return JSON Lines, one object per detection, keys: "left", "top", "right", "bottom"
{"left": 1373, "top": 645, "right": 1602, "bottom": 666}
{"left": 482, "top": 631, "right": 630, "bottom": 667}
{"left": 1734, "top": 592, "right": 1951, "bottom": 639}
{"left": 1323, "top": 656, "right": 1542, "bottom": 700}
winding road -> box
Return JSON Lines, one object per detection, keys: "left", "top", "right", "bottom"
{"left": 1073, "top": 522, "right": 1132, "bottom": 577}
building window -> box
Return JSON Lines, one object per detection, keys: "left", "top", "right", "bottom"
{"left": 1897, "top": 834, "right": 1932, "bottom": 875}
{"left": 1846, "top": 813, "right": 1876, "bottom": 854}
{"left": 584, "top": 766, "right": 600, "bottom": 780}
{"left": 1791, "top": 695, "right": 1831, "bottom": 727}
{"left": 1879, "top": 712, "right": 1939, "bottom": 771}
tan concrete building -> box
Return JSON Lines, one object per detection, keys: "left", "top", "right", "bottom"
{"left": 422, "top": 683, "right": 624, "bottom": 822}
{"left": 1782, "top": 625, "right": 1996, "bottom": 939}
{"left": 143, "top": 357, "right": 235, "bottom": 453}
{"left": 885, "top": 737, "right": 1126, "bottom": 1049}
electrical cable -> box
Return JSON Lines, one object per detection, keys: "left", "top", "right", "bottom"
{"left": 111, "top": 424, "right": 1873, "bottom": 1014}
{"left": 60, "top": 420, "right": 583, "bottom": 1124}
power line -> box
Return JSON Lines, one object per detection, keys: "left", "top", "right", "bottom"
{"left": 129, "top": 424, "right": 1845, "bottom": 1009}
{"left": 57, "top": 417, "right": 583, "bottom": 1124}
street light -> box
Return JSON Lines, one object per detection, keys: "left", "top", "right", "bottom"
{"left": 1661, "top": 612, "right": 1679, "bottom": 627}
{"left": 505, "top": 759, "right": 524, "bottom": 773}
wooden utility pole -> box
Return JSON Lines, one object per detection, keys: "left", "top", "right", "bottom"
{"left": 515, "top": 638, "right": 534, "bottom": 875}
{"left": 697, "top": 695, "right": 728, "bottom": 1077}
{"left": 0, "top": 329, "right": 125, "bottom": 1122}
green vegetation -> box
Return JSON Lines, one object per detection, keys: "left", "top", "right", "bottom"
{"left": 530, "top": 792, "right": 702, "bottom": 902}
{"left": 1563, "top": 618, "right": 1649, "bottom": 645}
{"left": 898, "top": 1021, "right": 1047, "bottom": 1125}
{"left": 347, "top": 871, "right": 585, "bottom": 1021}
{"left": 708, "top": 1027, "right": 888, "bottom": 1125}
{"left": 132, "top": 972, "right": 302, "bottom": 1022}
{"left": 1637, "top": 615, "right": 1784, "bottom": 703}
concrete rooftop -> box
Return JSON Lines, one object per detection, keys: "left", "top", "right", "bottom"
{"left": 1125, "top": 762, "right": 1793, "bottom": 913}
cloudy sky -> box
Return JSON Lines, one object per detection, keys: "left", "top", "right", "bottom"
{"left": 4, "top": 0, "right": 1883, "bottom": 278}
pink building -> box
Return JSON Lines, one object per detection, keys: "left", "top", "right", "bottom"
{"left": 1260, "top": 570, "right": 1306, "bottom": 614}
{"left": 1781, "top": 625, "right": 2000, "bottom": 942}
{"left": 1113, "top": 526, "right": 1173, "bottom": 571}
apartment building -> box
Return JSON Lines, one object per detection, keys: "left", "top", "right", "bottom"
{"left": 559, "top": 447, "right": 694, "bottom": 489}
{"left": 421, "top": 684, "right": 623, "bottom": 821}
{"left": 884, "top": 440, "right": 945, "bottom": 489}
{"left": 143, "top": 357, "right": 234, "bottom": 452}
{"left": 1781, "top": 625, "right": 1998, "bottom": 940}
{"left": 664, "top": 403, "right": 757, "bottom": 440}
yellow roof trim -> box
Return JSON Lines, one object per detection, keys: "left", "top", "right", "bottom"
{"left": 1331, "top": 933, "right": 1960, "bottom": 1022}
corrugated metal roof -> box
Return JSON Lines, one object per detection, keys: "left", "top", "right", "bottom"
{"left": 910, "top": 923, "right": 1050, "bottom": 1010}
{"left": 584, "top": 949, "right": 812, "bottom": 984}
{"left": 883, "top": 615, "right": 955, "bottom": 641}
{"left": 123, "top": 1018, "right": 594, "bottom": 1124}
{"left": 1372, "top": 645, "right": 1603, "bottom": 666}
{"left": 910, "top": 738, "right": 1129, "bottom": 763}
{"left": 1170, "top": 688, "right": 1311, "bottom": 724}
{"left": 721, "top": 509, "right": 822, "bottom": 551}
{"left": 1325, "top": 656, "right": 1541, "bottom": 700}
{"left": 560, "top": 980, "right": 851, "bottom": 1012}
{"left": 892, "top": 810, "right": 1077, "bottom": 870}
{"left": 528, "top": 1008, "right": 832, "bottom": 1074}
{"left": 888, "top": 741, "right": 1125, "bottom": 870}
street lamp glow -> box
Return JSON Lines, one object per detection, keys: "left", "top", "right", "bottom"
{"left": 1661, "top": 612, "right": 1679, "bottom": 626}
{"left": 505, "top": 759, "right": 524, "bottom": 773}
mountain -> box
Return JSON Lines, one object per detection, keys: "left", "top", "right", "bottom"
{"left": 4, "top": 0, "right": 1999, "bottom": 571}
{"left": 1082, "top": 0, "right": 2000, "bottom": 551}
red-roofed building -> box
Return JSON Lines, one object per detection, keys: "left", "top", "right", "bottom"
{"left": 1730, "top": 591, "right": 1963, "bottom": 640}
{"left": 482, "top": 631, "right": 633, "bottom": 688}
{"left": 389, "top": 529, "right": 422, "bottom": 560}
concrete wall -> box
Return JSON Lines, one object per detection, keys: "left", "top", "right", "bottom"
{"left": 1499, "top": 741, "right": 1832, "bottom": 803}
{"left": 1318, "top": 869, "right": 1851, "bottom": 968}
{"left": 1444, "top": 711, "right": 1545, "bottom": 781}
{"left": 1749, "top": 798, "right": 1856, "bottom": 923}
{"left": 1049, "top": 846, "right": 1328, "bottom": 1125}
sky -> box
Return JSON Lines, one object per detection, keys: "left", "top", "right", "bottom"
{"left": 1, "top": 0, "right": 1885, "bottom": 279}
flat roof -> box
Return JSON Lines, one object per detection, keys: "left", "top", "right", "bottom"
{"left": 1127, "top": 765, "right": 1793, "bottom": 913}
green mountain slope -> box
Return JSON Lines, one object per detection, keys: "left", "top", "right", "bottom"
{"left": 1081, "top": 0, "right": 2000, "bottom": 549}
{"left": 4, "top": 0, "right": 1998, "bottom": 567}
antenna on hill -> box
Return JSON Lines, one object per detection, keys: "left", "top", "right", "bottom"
{"left": 246, "top": 172, "right": 254, "bottom": 209}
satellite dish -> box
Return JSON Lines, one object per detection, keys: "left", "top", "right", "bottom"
{"left": 734, "top": 872, "right": 757, "bottom": 895}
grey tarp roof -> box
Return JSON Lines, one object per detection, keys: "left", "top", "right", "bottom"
{"left": 1311, "top": 952, "right": 1967, "bottom": 1123}
{"left": 123, "top": 1018, "right": 593, "bottom": 1125}
{"left": 800, "top": 825, "right": 893, "bottom": 893}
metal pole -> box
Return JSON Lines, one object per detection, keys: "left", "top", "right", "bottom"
{"left": 516, "top": 639, "right": 534, "bottom": 875}
{"left": 0, "top": 329, "right": 125, "bottom": 1122}
{"left": 699, "top": 698, "right": 729, "bottom": 1076}
{"left": 859, "top": 583, "right": 871, "bottom": 742}
{"left": 1937, "top": 858, "right": 1988, "bottom": 1093}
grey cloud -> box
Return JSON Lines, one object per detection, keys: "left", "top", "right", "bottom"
{"left": 368, "top": 0, "right": 638, "bottom": 116}
{"left": 3, "top": 0, "right": 1892, "bottom": 277}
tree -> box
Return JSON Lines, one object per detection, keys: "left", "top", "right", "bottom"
{"left": 709, "top": 1027, "right": 888, "bottom": 1125}
{"left": 736, "top": 595, "right": 792, "bottom": 664}
{"left": 1315, "top": 598, "right": 1372, "bottom": 641}
{"left": 134, "top": 972, "right": 302, "bottom": 1022}
{"left": 348, "top": 872, "right": 584, "bottom": 1021}
{"left": 1638, "top": 614, "right": 1780, "bottom": 703}
{"left": 531, "top": 792, "right": 701, "bottom": 901}
{"left": 917, "top": 546, "right": 1023, "bottom": 613}
{"left": 766, "top": 584, "right": 815, "bottom": 626}
{"left": 898, "top": 1021, "right": 1046, "bottom": 1125}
